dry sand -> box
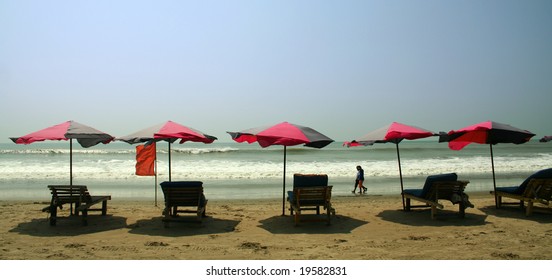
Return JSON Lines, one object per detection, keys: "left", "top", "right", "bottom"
{"left": 1, "top": 192, "right": 551, "bottom": 260}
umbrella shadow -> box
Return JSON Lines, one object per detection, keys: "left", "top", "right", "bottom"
{"left": 9, "top": 215, "right": 128, "bottom": 237}
{"left": 258, "top": 214, "right": 367, "bottom": 234}
{"left": 479, "top": 205, "right": 552, "bottom": 224}
{"left": 127, "top": 216, "right": 240, "bottom": 237}
{"left": 377, "top": 208, "right": 488, "bottom": 227}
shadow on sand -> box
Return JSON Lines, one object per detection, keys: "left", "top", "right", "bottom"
{"left": 479, "top": 205, "right": 552, "bottom": 224}
{"left": 258, "top": 214, "right": 367, "bottom": 234}
{"left": 377, "top": 208, "right": 489, "bottom": 227}
{"left": 10, "top": 215, "right": 128, "bottom": 237}
{"left": 127, "top": 216, "right": 240, "bottom": 237}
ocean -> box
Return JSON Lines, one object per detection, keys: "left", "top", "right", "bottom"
{"left": 1, "top": 140, "right": 551, "bottom": 202}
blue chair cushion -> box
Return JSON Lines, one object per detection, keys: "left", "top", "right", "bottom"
{"left": 402, "top": 189, "right": 424, "bottom": 197}
{"left": 290, "top": 174, "right": 328, "bottom": 203}
{"left": 287, "top": 191, "right": 295, "bottom": 203}
{"left": 160, "top": 181, "right": 203, "bottom": 188}
{"left": 500, "top": 168, "right": 552, "bottom": 194}
{"left": 403, "top": 173, "right": 458, "bottom": 198}
{"left": 420, "top": 173, "right": 457, "bottom": 197}
{"left": 494, "top": 186, "right": 520, "bottom": 194}
{"left": 293, "top": 174, "right": 328, "bottom": 187}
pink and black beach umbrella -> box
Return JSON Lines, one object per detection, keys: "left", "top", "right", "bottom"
{"left": 10, "top": 120, "right": 114, "bottom": 185}
{"left": 227, "top": 121, "right": 334, "bottom": 215}
{"left": 539, "top": 136, "right": 552, "bottom": 143}
{"left": 345, "top": 122, "right": 436, "bottom": 210}
{"left": 439, "top": 120, "right": 535, "bottom": 207}
{"left": 117, "top": 120, "right": 217, "bottom": 181}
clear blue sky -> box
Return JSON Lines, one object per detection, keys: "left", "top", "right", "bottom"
{"left": 1, "top": 0, "right": 551, "bottom": 143}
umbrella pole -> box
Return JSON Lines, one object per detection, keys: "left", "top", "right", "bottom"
{"left": 168, "top": 142, "right": 172, "bottom": 182}
{"left": 70, "top": 138, "right": 73, "bottom": 186}
{"left": 396, "top": 143, "right": 406, "bottom": 210}
{"left": 282, "top": 146, "right": 287, "bottom": 216}
{"left": 155, "top": 148, "right": 158, "bottom": 207}
{"left": 490, "top": 144, "right": 498, "bottom": 208}
{"left": 70, "top": 138, "right": 74, "bottom": 215}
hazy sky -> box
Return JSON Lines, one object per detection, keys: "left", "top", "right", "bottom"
{"left": 1, "top": 0, "right": 551, "bottom": 143}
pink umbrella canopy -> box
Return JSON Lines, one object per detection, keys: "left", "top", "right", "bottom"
{"left": 345, "top": 122, "right": 436, "bottom": 210}
{"left": 10, "top": 120, "right": 114, "bottom": 185}
{"left": 117, "top": 120, "right": 217, "bottom": 181}
{"left": 116, "top": 120, "right": 216, "bottom": 144}
{"left": 540, "top": 136, "right": 552, "bottom": 143}
{"left": 228, "top": 121, "right": 333, "bottom": 148}
{"left": 227, "top": 121, "right": 334, "bottom": 215}
{"left": 344, "top": 122, "right": 435, "bottom": 146}
{"left": 10, "top": 120, "right": 114, "bottom": 148}
{"left": 440, "top": 120, "right": 535, "bottom": 207}
{"left": 443, "top": 121, "right": 535, "bottom": 150}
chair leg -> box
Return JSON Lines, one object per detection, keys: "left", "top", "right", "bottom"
{"left": 526, "top": 201, "right": 533, "bottom": 216}
{"left": 101, "top": 200, "right": 108, "bottom": 216}
{"left": 164, "top": 211, "right": 170, "bottom": 228}
{"left": 459, "top": 202, "right": 466, "bottom": 218}
{"left": 431, "top": 205, "right": 436, "bottom": 220}
{"left": 49, "top": 205, "right": 57, "bottom": 226}
{"left": 81, "top": 209, "right": 88, "bottom": 226}
{"left": 405, "top": 198, "right": 411, "bottom": 211}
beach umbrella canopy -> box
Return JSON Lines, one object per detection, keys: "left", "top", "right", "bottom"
{"left": 227, "top": 121, "right": 334, "bottom": 215}
{"left": 440, "top": 120, "right": 535, "bottom": 207}
{"left": 117, "top": 120, "right": 217, "bottom": 181}
{"left": 10, "top": 120, "right": 114, "bottom": 185}
{"left": 344, "top": 122, "right": 436, "bottom": 210}
{"left": 539, "top": 136, "right": 552, "bottom": 143}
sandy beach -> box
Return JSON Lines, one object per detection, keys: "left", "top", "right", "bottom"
{"left": 1, "top": 192, "right": 551, "bottom": 260}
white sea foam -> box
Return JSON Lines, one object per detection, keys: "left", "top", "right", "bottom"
{"left": 1, "top": 155, "right": 551, "bottom": 181}
{"left": 2, "top": 142, "right": 551, "bottom": 199}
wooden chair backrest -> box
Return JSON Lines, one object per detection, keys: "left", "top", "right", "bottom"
{"left": 294, "top": 186, "right": 332, "bottom": 207}
{"left": 162, "top": 185, "right": 204, "bottom": 207}
{"left": 426, "top": 181, "right": 468, "bottom": 201}
{"left": 524, "top": 178, "right": 552, "bottom": 201}
{"left": 48, "top": 185, "right": 89, "bottom": 205}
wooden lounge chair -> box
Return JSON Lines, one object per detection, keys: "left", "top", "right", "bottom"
{"left": 42, "top": 185, "right": 111, "bottom": 226}
{"left": 287, "top": 174, "right": 335, "bottom": 225}
{"left": 402, "top": 173, "right": 472, "bottom": 219}
{"left": 491, "top": 168, "right": 552, "bottom": 216}
{"left": 160, "top": 181, "right": 207, "bottom": 227}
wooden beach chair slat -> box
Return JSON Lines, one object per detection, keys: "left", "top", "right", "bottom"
{"left": 42, "top": 185, "right": 111, "bottom": 226}
{"left": 288, "top": 174, "right": 335, "bottom": 226}
{"left": 160, "top": 181, "right": 208, "bottom": 227}
{"left": 402, "top": 173, "right": 471, "bottom": 219}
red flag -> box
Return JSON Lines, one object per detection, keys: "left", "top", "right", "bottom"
{"left": 136, "top": 143, "right": 156, "bottom": 176}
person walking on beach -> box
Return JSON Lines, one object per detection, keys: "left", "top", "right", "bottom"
{"left": 352, "top": 165, "right": 367, "bottom": 194}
